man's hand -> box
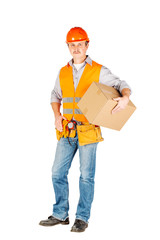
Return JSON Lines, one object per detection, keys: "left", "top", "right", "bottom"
{"left": 112, "top": 96, "right": 129, "bottom": 114}
{"left": 55, "top": 114, "right": 67, "bottom": 132}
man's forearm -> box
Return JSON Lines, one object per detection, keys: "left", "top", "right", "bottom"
{"left": 51, "top": 102, "right": 61, "bottom": 118}
{"left": 121, "top": 88, "right": 131, "bottom": 99}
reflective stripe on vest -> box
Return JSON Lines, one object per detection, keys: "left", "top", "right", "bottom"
{"left": 59, "top": 60, "right": 102, "bottom": 122}
{"left": 75, "top": 109, "right": 83, "bottom": 114}
{"left": 63, "top": 108, "right": 83, "bottom": 114}
{"left": 63, "top": 97, "right": 81, "bottom": 103}
{"left": 63, "top": 97, "right": 82, "bottom": 115}
{"left": 63, "top": 109, "right": 73, "bottom": 114}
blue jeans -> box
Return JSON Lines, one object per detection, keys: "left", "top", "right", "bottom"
{"left": 51, "top": 133, "right": 98, "bottom": 223}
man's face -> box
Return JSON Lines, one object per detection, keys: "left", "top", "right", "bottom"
{"left": 68, "top": 41, "right": 89, "bottom": 59}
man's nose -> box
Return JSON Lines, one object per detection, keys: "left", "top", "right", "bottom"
{"left": 74, "top": 46, "right": 79, "bottom": 52}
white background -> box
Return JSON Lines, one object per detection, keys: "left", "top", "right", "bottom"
{"left": 0, "top": 0, "right": 160, "bottom": 239}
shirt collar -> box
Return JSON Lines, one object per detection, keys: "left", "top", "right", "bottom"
{"left": 67, "top": 55, "right": 92, "bottom": 67}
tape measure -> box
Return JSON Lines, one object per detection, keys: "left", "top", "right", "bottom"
{"left": 68, "top": 120, "right": 77, "bottom": 130}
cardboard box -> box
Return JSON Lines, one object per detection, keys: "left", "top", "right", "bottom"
{"left": 77, "top": 82, "right": 136, "bottom": 131}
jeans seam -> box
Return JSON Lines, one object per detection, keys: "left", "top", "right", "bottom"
{"left": 91, "top": 144, "right": 96, "bottom": 208}
{"left": 64, "top": 140, "right": 78, "bottom": 216}
{"left": 76, "top": 143, "right": 97, "bottom": 222}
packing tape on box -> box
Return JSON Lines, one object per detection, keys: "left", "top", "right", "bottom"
{"left": 102, "top": 89, "right": 121, "bottom": 96}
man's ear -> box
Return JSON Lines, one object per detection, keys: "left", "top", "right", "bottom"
{"left": 86, "top": 43, "right": 89, "bottom": 50}
{"left": 85, "top": 41, "right": 89, "bottom": 49}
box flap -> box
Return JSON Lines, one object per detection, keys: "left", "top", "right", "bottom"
{"left": 95, "top": 82, "right": 121, "bottom": 99}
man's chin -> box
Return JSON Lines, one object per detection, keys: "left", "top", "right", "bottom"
{"left": 73, "top": 55, "right": 81, "bottom": 59}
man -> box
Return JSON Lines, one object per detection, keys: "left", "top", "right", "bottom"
{"left": 39, "top": 27, "right": 131, "bottom": 232}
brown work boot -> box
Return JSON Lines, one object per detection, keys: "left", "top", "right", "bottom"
{"left": 71, "top": 219, "right": 88, "bottom": 232}
{"left": 39, "top": 216, "right": 69, "bottom": 226}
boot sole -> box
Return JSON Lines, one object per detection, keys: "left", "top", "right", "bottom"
{"left": 39, "top": 221, "right": 69, "bottom": 227}
{"left": 70, "top": 225, "right": 88, "bottom": 232}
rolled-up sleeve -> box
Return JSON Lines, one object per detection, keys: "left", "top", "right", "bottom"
{"left": 99, "top": 66, "right": 132, "bottom": 94}
{"left": 50, "top": 71, "right": 62, "bottom": 104}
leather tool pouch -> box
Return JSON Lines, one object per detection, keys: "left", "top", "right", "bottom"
{"left": 76, "top": 124, "right": 104, "bottom": 146}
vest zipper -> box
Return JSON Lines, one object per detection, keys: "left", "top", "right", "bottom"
{"left": 72, "top": 67, "right": 76, "bottom": 119}
{"left": 73, "top": 88, "right": 75, "bottom": 118}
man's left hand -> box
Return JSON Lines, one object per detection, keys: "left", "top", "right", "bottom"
{"left": 112, "top": 96, "right": 129, "bottom": 114}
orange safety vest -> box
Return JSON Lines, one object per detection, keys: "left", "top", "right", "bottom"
{"left": 59, "top": 60, "right": 102, "bottom": 122}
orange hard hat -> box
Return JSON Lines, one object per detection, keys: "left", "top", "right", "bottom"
{"left": 66, "top": 27, "right": 89, "bottom": 43}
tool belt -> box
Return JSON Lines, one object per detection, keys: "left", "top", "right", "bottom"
{"left": 56, "top": 119, "right": 104, "bottom": 146}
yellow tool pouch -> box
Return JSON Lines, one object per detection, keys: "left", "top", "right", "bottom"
{"left": 76, "top": 124, "right": 104, "bottom": 146}
{"left": 56, "top": 119, "right": 76, "bottom": 141}
{"left": 56, "top": 129, "right": 63, "bottom": 141}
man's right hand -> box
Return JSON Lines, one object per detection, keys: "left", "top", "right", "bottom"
{"left": 55, "top": 114, "right": 67, "bottom": 132}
